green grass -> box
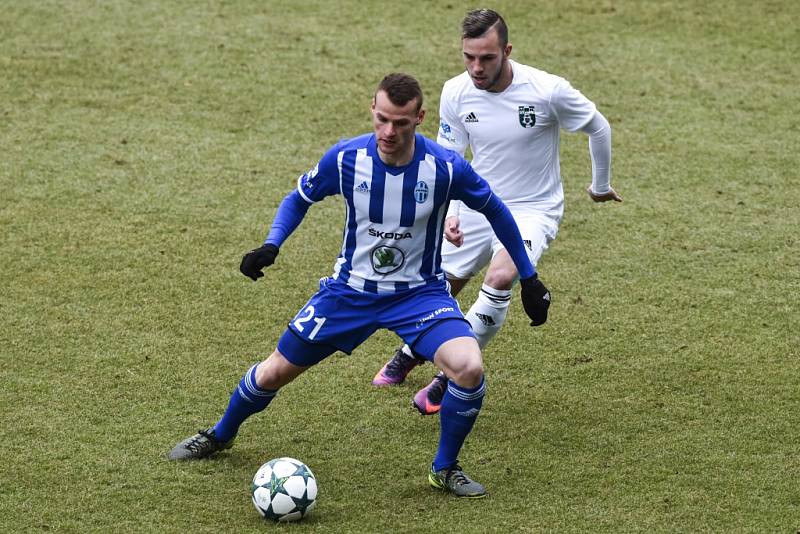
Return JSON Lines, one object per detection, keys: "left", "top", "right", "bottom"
{"left": 2, "top": 0, "right": 799, "bottom": 532}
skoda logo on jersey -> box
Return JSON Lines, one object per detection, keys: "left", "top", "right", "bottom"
{"left": 518, "top": 105, "right": 536, "bottom": 128}
{"left": 369, "top": 228, "right": 412, "bottom": 240}
{"left": 414, "top": 181, "right": 429, "bottom": 203}
{"left": 371, "top": 246, "right": 405, "bottom": 275}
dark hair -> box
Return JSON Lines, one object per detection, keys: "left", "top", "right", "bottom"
{"left": 462, "top": 8, "right": 508, "bottom": 48}
{"left": 376, "top": 73, "right": 423, "bottom": 111}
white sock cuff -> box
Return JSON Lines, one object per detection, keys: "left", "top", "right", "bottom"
{"left": 478, "top": 284, "right": 512, "bottom": 308}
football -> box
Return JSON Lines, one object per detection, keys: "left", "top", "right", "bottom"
{"left": 251, "top": 457, "right": 318, "bottom": 522}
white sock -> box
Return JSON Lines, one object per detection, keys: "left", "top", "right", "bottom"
{"left": 465, "top": 284, "right": 512, "bottom": 349}
{"left": 400, "top": 344, "right": 425, "bottom": 361}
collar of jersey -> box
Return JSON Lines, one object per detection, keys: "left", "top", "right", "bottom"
{"left": 367, "top": 133, "right": 427, "bottom": 174}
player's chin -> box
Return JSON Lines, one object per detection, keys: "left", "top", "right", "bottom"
{"left": 470, "top": 77, "right": 488, "bottom": 89}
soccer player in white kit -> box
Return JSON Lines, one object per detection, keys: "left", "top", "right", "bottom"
{"left": 372, "top": 9, "right": 621, "bottom": 414}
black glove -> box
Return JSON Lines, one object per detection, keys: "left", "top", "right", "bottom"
{"left": 520, "top": 275, "right": 550, "bottom": 326}
{"left": 240, "top": 244, "right": 279, "bottom": 281}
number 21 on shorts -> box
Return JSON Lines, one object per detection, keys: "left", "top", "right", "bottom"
{"left": 292, "top": 305, "right": 327, "bottom": 340}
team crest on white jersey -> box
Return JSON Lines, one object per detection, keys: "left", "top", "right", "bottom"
{"left": 518, "top": 106, "right": 536, "bottom": 128}
{"left": 371, "top": 246, "right": 404, "bottom": 274}
{"left": 439, "top": 120, "right": 456, "bottom": 143}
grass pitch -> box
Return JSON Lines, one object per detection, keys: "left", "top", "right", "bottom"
{"left": 2, "top": 1, "right": 798, "bottom": 532}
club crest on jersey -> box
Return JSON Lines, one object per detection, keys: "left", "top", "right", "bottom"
{"left": 371, "top": 246, "right": 405, "bottom": 274}
{"left": 439, "top": 120, "right": 456, "bottom": 143}
{"left": 518, "top": 105, "right": 536, "bottom": 128}
{"left": 414, "top": 181, "right": 429, "bottom": 203}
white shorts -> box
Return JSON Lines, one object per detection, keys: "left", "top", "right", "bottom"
{"left": 441, "top": 206, "right": 561, "bottom": 280}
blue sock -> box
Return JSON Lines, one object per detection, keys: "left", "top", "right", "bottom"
{"left": 213, "top": 364, "right": 277, "bottom": 442}
{"left": 433, "top": 376, "right": 485, "bottom": 472}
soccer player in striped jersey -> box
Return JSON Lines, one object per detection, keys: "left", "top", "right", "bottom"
{"left": 168, "top": 73, "right": 551, "bottom": 498}
{"left": 373, "top": 9, "right": 621, "bottom": 415}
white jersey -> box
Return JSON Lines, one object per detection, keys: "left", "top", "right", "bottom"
{"left": 438, "top": 59, "right": 597, "bottom": 216}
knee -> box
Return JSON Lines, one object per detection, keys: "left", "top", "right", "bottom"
{"left": 254, "top": 351, "right": 284, "bottom": 390}
{"left": 449, "top": 353, "right": 484, "bottom": 388}
{"left": 484, "top": 266, "right": 516, "bottom": 290}
{"left": 254, "top": 359, "right": 273, "bottom": 389}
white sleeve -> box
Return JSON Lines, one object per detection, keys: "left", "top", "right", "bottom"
{"left": 438, "top": 88, "right": 469, "bottom": 218}
{"left": 437, "top": 91, "right": 469, "bottom": 155}
{"left": 551, "top": 79, "right": 597, "bottom": 132}
{"left": 445, "top": 200, "right": 462, "bottom": 219}
{"left": 580, "top": 111, "right": 612, "bottom": 194}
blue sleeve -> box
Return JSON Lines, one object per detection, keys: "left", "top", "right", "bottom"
{"left": 264, "top": 190, "right": 312, "bottom": 247}
{"left": 296, "top": 143, "right": 342, "bottom": 203}
{"left": 450, "top": 156, "right": 536, "bottom": 279}
{"left": 479, "top": 194, "right": 537, "bottom": 279}
{"left": 263, "top": 142, "right": 343, "bottom": 247}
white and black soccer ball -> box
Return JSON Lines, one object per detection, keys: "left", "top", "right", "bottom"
{"left": 251, "top": 457, "right": 317, "bottom": 522}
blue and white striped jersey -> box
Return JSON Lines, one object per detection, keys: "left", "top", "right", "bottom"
{"left": 295, "top": 133, "right": 496, "bottom": 294}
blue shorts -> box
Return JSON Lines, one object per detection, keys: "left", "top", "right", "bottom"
{"left": 277, "top": 278, "right": 475, "bottom": 366}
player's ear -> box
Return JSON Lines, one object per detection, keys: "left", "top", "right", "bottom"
{"left": 416, "top": 108, "right": 426, "bottom": 126}
{"left": 504, "top": 43, "right": 512, "bottom": 58}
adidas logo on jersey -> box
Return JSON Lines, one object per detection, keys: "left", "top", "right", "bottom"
{"left": 355, "top": 181, "right": 370, "bottom": 193}
{"left": 464, "top": 112, "right": 479, "bottom": 123}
